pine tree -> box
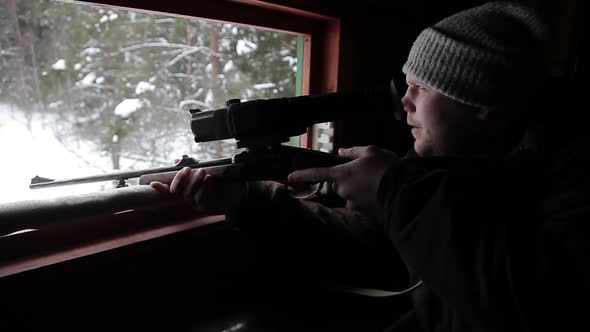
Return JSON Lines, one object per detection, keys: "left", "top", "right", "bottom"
{"left": 0, "top": 0, "right": 299, "bottom": 173}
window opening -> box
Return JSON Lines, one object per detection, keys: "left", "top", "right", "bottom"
{"left": 0, "top": 0, "right": 304, "bottom": 204}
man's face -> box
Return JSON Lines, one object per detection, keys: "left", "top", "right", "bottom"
{"left": 401, "top": 74, "right": 488, "bottom": 157}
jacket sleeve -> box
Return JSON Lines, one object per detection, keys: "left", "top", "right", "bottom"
{"left": 378, "top": 156, "right": 536, "bottom": 329}
{"left": 227, "top": 181, "right": 408, "bottom": 290}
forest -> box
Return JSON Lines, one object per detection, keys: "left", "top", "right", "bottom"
{"left": 0, "top": 0, "right": 301, "bottom": 177}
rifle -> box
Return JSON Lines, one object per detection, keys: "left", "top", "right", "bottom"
{"left": 30, "top": 79, "right": 404, "bottom": 189}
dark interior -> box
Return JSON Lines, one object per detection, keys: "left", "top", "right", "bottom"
{"left": 0, "top": 0, "right": 587, "bottom": 331}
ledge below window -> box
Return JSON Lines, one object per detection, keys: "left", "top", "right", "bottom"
{"left": 0, "top": 185, "right": 225, "bottom": 277}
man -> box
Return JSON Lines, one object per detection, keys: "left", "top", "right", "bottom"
{"left": 152, "top": 2, "right": 589, "bottom": 331}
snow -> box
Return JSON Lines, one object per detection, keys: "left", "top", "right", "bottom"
{"left": 51, "top": 59, "right": 66, "bottom": 71}
{"left": 99, "top": 15, "right": 109, "bottom": 23}
{"left": 48, "top": 101, "right": 64, "bottom": 109}
{"left": 220, "top": 38, "right": 231, "bottom": 50}
{"left": 179, "top": 99, "right": 209, "bottom": 110}
{"left": 205, "top": 90, "right": 213, "bottom": 105}
{"left": 236, "top": 39, "right": 257, "bottom": 55}
{"left": 74, "top": 63, "right": 82, "bottom": 71}
{"left": 282, "top": 56, "right": 296, "bottom": 67}
{"left": 253, "top": 82, "right": 276, "bottom": 90}
{"left": 135, "top": 81, "right": 155, "bottom": 95}
{"left": 79, "top": 72, "right": 97, "bottom": 86}
{"left": 95, "top": 76, "right": 105, "bottom": 84}
{"left": 114, "top": 98, "right": 143, "bottom": 118}
{"left": 223, "top": 60, "right": 234, "bottom": 73}
{"left": 80, "top": 47, "right": 101, "bottom": 56}
{"left": 0, "top": 103, "right": 198, "bottom": 205}
{"left": 0, "top": 104, "right": 112, "bottom": 204}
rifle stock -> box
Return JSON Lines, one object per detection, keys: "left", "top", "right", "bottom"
{"left": 31, "top": 146, "right": 346, "bottom": 190}
{"left": 140, "top": 146, "right": 346, "bottom": 185}
{"left": 139, "top": 163, "right": 247, "bottom": 185}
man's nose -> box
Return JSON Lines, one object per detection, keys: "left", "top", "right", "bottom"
{"left": 401, "top": 91, "right": 415, "bottom": 113}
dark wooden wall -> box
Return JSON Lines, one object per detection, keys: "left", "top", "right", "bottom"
{"left": 0, "top": 1, "right": 586, "bottom": 331}
{"left": 258, "top": 0, "right": 584, "bottom": 153}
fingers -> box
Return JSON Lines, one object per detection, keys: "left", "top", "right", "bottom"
{"left": 288, "top": 166, "right": 336, "bottom": 183}
{"left": 192, "top": 175, "right": 213, "bottom": 212}
{"left": 150, "top": 181, "right": 170, "bottom": 193}
{"left": 183, "top": 169, "right": 207, "bottom": 204}
{"left": 152, "top": 167, "right": 233, "bottom": 213}
{"left": 170, "top": 167, "right": 192, "bottom": 194}
{"left": 193, "top": 175, "right": 237, "bottom": 214}
{"left": 338, "top": 145, "right": 377, "bottom": 159}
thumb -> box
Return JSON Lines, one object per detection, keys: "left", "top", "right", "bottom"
{"left": 150, "top": 181, "right": 170, "bottom": 193}
{"left": 288, "top": 167, "right": 336, "bottom": 183}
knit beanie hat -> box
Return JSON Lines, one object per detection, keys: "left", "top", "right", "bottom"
{"left": 402, "top": 1, "right": 547, "bottom": 108}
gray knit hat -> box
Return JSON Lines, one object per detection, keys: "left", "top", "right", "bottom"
{"left": 402, "top": 1, "right": 547, "bottom": 108}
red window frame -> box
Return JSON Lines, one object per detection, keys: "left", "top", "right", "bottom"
{"left": 82, "top": 0, "right": 340, "bottom": 147}
{"left": 0, "top": 0, "right": 340, "bottom": 277}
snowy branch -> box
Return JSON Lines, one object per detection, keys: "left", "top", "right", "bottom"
{"left": 178, "top": 99, "right": 209, "bottom": 110}
{"left": 166, "top": 46, "right": 218, "bottom": 67}
{"left": 155, "top": 105, "right": 181, "bottom": 113}
{"left": 117, "top": 42, "right": 221, "bottom": 67}
{"left": 119, "top": 42, "right": 213, "bottom": 54}
{"left": 152, "top": 130, "right": 187, "bottom": 139}
{"left": 167, "top": 72, "right": 204, "bottom": 80}
{"left": 0, "top": 49, "right": 18, "bottom": 56}
{"left": 72, "top": 83, "right": 116, "bottom": 91}
{"left": 119, "top": 42, "right": 190, "bottom": 52}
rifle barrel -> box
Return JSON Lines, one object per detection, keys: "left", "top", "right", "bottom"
{"left": 29, "top": 157, "right": 233, "bottom": 189}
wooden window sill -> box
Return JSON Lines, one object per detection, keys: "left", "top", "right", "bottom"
{"left": 0, "top": 213, "right": 225, "bottom": 278}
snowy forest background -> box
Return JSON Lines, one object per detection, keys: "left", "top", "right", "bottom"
{"left": 0, "top": 0, "right": 300, "bottom": 203}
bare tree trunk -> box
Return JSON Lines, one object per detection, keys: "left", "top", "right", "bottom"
{"left": 6, "top": 0, "right": 27, "bottom": 99}
{"left": 186, "top": 24, "right": 194, "bottom": 78}
{"left": 111, "top": 141, "right": 121, "bottom": 170}
{"left": 6, "top": 0, "right": 34, "bottom": 131}
{"left": 208, "top": 23, "right": 224, "bottom": 158}
{"left": 29, "top": 39, "right": 44, "bottom": 110}
{"left": 208, "top": 24, "right": 223, "bottom": 107}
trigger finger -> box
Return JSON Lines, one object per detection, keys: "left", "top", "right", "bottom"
{"left": 288, "top": 167, "right": 335, "bottom": 184}
{"left": 184, "top": 169, "right": 206, "bottom": 203}
{"left": 331, "top": 181, "right": 339, "bottom": 194}
{"left": 170, "top": 167, "right": 191, "bottom": 194}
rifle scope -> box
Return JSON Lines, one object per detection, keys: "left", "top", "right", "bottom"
{"left": 189, "top": 79, "right": 404, "bottom": 146}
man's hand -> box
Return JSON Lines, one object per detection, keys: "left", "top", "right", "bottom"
{"left": 288, "top": 146, "right": 398, "bottom": 212}
{"left": 150, "top": 167, "right": 246, "bottom": 214}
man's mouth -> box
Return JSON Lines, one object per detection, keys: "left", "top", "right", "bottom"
{"left": 409, "top": 124, "right": 420, "bottom": 137}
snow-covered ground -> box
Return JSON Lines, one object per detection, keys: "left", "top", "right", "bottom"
{"left": 0, "top": 103, "right": 117, "bottom": 204}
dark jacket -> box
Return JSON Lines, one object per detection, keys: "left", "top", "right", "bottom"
{"left": 229, "top": 148, "right": 590, "bottom": 331}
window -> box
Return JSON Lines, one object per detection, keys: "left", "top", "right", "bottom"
{"left": 0, "top": 0, "right": 312, "bottom": 204}
{"left": 0, "top": 0, "right": 339, "bottom": 275}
